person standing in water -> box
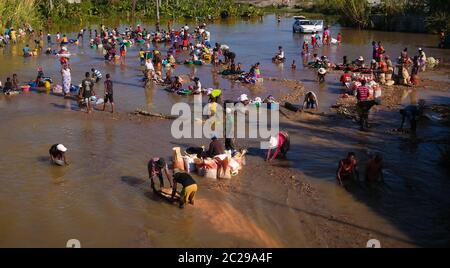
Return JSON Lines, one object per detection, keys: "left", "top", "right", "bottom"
{"left": 365, "top": 154, "right": 384, "bottom": 182}
{"left": 337, "top": 32, "right": 342, "bottom": 45}
{"left": 438, "top": 30, "right": 445, "bottom": 48}
{"left": 61, "top": 64, "right": 71, "bottom": 97}
{"left": 79, "top": 72, "right": 95, "bottom": 114}
{"left": 102, "top": 74, "right": 114, "bottom": 113}
{"left": 356, "top": 80, "right": 372, "bottom": 131}
{"left": 49, "top": 144, "right": 69, "bottom": 166}
{"left": 336, "top": 152, "right": 359, "bottom": 186}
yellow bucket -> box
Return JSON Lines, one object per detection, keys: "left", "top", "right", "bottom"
{"left": 44, "top": 81, "right": 51, "bottom": 90}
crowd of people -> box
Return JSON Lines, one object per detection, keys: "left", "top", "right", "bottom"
{"left": 0, "top": 17, "right": 446, "bottom": 202}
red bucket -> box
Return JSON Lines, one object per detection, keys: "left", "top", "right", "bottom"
{"left": 21, "top": 85, "right": 31, "bottom": 93}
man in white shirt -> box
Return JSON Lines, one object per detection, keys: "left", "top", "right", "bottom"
{"left": 276, "top": 46, "right": 285, "bottom": 60}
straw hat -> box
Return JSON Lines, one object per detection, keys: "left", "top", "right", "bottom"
{"left": 239, "top": 94, "right": 249, "bottom": 102}
{"left": 56, "top": 144, "right": 67, "bottom": 152}
{"left": 269, "top": 136, "right": 278, "bottom": 149}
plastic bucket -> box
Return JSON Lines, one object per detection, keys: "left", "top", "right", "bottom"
{"left": 21, "top": 85, "right": 30, "bottom": 93}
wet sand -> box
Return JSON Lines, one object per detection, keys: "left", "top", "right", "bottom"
{"left": 1, "top": 15, "right": 450, "bottom": 247}
{"left": 0, "top": 94, "right": 416, "bottom": 247}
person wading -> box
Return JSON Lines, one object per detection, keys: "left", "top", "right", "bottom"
{"left": 336, "top": 152, "right": 359, "bottom": 186}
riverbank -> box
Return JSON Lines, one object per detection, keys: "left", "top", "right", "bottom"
{"left": 0, "top": 90, "right": 417, "bottom": 247}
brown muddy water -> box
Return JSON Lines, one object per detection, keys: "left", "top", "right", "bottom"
{"left": 0, "top": 15, "right": 450, "bottom": 247}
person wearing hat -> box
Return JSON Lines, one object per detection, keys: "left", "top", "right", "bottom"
{"left": 266, "top": 131, "right": 290, "bottom": 162}
{"left": 238, "top": 94, "right": 250, "bottom": 106}
{"left": 355, "top": 56, "right": 365, "bottom": 68}
{"left": 148, "top": 157, "right": 172, "bottom": 191}
{"left": 418, "top": 48, "right": 427, "bottom": 72}
{"left": 385, "top": 55, "right": 394, "bottom": 79}
{"left": 171, "top": 170, "right": 197, "bottom": 208}
{"left": 317, "top": 68, "right": 327, "bottom": 83}
{"left": 370, "top": 59, "right": 379, "bottom": 71}
{"left": 49, "top": 144, "right": 68, "bottom": 166}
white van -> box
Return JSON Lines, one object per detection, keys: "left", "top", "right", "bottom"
{"left": 293, "top": 16, "right": 324, "bottom": 33}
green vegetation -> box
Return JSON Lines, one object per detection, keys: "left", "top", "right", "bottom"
{"left": 1, "top": 0, "right": 264, "bottom": 29}
{"left": 0, "top": 0, "right": 40, "bottom": 29}
{"left": 1, "top": 0, "right": 447, "bottom": 34}
{"left": 33, "top": 0, "right": 261, "bottom": 26}
{"left": 309, "top": 0, "right": 450, "bottom": 33}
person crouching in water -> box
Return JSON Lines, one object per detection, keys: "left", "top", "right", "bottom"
{"left": 172, "top": 169, "right": 198, "bottom": 209}
{"left": 336, "top": 152, "right": 359, "bottom": 186}
{"left": 318, "top": 68, "right": 326, "bottom": 83}
{"left": 91, "top": 68, "right": 102, "bottom": 83}
{"left": 148, "top": 157, "right": 172, "bottom": 192}
{"left": 303, "top": 91, "right": 318, "bottom": 109}
{"left": 273, "top": 46, "right": 285, "bottom": 62}
{"left": 266, "top": 131, "right": 290, "bottom": 162}
{"left": 399, "top": 100, "right": 425, "bottom": 133}
{"left": 49, "top": 144, "right": 69, "bottom": 166}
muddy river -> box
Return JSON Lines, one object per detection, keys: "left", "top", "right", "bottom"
{"left": 0, "top": 15, "right": 449, "bottom": 247}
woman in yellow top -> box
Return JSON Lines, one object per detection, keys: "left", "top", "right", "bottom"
{"left": 10, "top": 29, "right": 17, "bottom": 44}
{"left": 62, "top": 35, "right": 68, "bottom": 44}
